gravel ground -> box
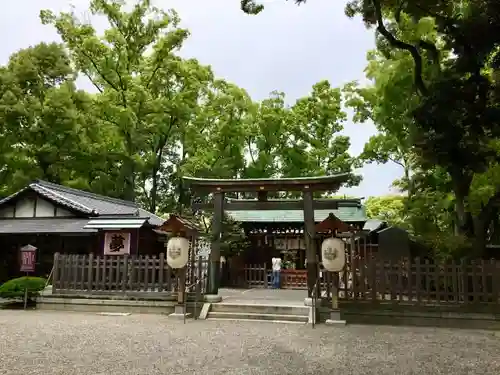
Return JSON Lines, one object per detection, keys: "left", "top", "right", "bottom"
{"left": 0, "top": 310, "right": 499, "bottom": 375}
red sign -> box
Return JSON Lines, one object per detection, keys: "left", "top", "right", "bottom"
{"left": 20, "top": 245, "right": 37, "bottom": 273}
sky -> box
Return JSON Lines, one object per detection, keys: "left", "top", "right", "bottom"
{"left": 0, "top": 0, "right": 403, "bottom": 198}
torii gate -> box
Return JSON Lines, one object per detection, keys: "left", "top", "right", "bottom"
{"left": 182, "top": 174, "right": 350, "bottom": 298}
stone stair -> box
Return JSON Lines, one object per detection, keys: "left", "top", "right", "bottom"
{"left": 206, "top": 302, "right": 309, "bottom": 324}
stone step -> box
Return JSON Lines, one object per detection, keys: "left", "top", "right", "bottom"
{"left": 207, "top": 311, "right": 308, "bottom": 323}
{"left": 206, "top": 317, "right": 306, "bottom": 325}
{"left": 210, "top": 303, "right": 308, "bottom": 316}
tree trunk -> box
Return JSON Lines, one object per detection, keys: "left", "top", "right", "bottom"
{"left": 122, "top": 132, "right": 136, "bottom": 202}
{"left": 149, "top": 144, "right": 164, "bottom": 214}
{"left": 472, "top": 217, "right": 487, "bottom": 258}
{"left": 450, "top": 169, "right": 473, "bottom": 236}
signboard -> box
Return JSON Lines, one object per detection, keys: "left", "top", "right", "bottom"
{"left": 20, "top": 244, "right": 37, "bottom": 273}
{"left": 103, "top": 231, "right": 131, "bottom": 255}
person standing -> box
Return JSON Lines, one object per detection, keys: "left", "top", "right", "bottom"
{"left": 271, "top": 256, "right": 282, "bottom": 289}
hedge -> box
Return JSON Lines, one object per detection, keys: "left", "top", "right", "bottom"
{"left": 0, "top": 276, "right": 47, "bottom": 300}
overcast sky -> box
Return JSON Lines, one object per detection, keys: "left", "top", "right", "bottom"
{"left": 0, "top": 0, "right": 403, "bottom": 198}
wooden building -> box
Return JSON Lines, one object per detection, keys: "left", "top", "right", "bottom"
{"left": 227, "top": 198, "right": 367, "bottom": 269}
{"left": 0, "top": 180, "right": 165, "bottom": 282}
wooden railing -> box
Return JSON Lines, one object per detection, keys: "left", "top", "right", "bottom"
{"left": 52, "top": 253, "right": 208, "bottom": 297}
{"left": 226, "top": 265, "right": 308, "bottom": 289}
{"left": 322, "top": 257, "right": 500, "bottom": 306}
{"left": 225, "top": 258, "right": 500, "bottom": 307}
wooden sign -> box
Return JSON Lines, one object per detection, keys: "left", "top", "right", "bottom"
{"left": 104, "top": 232, "right": 131, "bottom": 255}
{"left": 20, "top": 244, "right": 37, "bottom": 273}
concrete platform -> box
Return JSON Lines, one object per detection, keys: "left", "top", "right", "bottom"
{"left": 37, "top": 296, "right": 177, "bottom": 315}
{"left": 218, "top": 288, "right": 307, "bottom": 305}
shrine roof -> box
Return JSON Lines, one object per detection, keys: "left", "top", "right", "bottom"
{"left": 182, "top": 174, "right": 350, "bottom": 192}
{"left": 227, "top": 205, "right": 367, "bottom": 223}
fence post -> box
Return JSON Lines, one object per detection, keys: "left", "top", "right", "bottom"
{"left": 491, "top": 259, "right": 498, "bottom": 304}
{"left": 452, "top": 259, "right": 459, "bottom": 302}
{"left": 52, "top": 252, "right": 60, "bottom": 295}
{"left": 369, "top": 257, "right": 376, "bottom": 302}
{"left": 461, "top": 258, "right": 468, "bottom": 304}
{"left": 122, "top": 254, "right": 129, "bottom": 292}
{"left": 406, "top": 258, "right": 412, "bottom": 302}
{"left": 87, "top": 253, "right": 93, "bottom": 291}
{"left": 263, "top": 263, "right": 268, "bottom": 288}
{"left": 481, "top": 259, "right": 487, "bottom": 303}
{"left": 471, "top": 259, "right": 478, "bottom": 303}
{"left": 415, "top": 258, "right": 421, "bottom": 304}
{"left": 72, "top": 254, "right": 78, "bottom": 291}
{"left": 158, "top": 253, "right": 164, "bottom": 292}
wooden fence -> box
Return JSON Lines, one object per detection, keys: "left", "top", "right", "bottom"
{"left": 225, "top": 257, "right": 500, "bottom": 306}
{"left": 225, "top": 265, "right": 308, "bottom": 289}
{"left": 52, "top": 253, "right": 208, "bottom": 297}
{"left": 325, "top": 257, "right": 500, "bottom": 305}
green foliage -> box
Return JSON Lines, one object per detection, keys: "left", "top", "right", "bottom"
{"left": 341, "top": 0, "right": 500, "bottom": 256}
{"left": 364, "top": 196, "right": 406, "bottom": 226}
{"left": 0, "top": 277, "right": 47, "bottom": 300}
{"left": 245, "top": 0, "right": 500, "bottom": 257}
{"left": 2, "top": 1, "right": 365, "bottom": 256}
{"left": 220, "top": 215, "right": 251, "bottom": 257}
{"left": 0, "top": 0, "right": 358, "bottom": 216}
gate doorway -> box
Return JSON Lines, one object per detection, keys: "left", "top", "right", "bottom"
{"left": 183, "top": 174, "right": 354, "bottom": 298}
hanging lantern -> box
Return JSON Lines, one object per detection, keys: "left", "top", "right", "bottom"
{"left": 166, "top": 236, "right": 190, "bottom": 269}
{"left": 321, "top": 237, "right": 346, "bottom": 272}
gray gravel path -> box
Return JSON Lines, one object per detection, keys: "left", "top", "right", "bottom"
{"left": 0, "top": 310, "right": 499, "bottom": 375}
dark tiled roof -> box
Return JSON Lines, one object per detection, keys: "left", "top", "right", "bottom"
{"left": 0, "top": 218, "right": 96, "bottom": 234}
{"left": 0, "top": 180, "right": 165, "bottom": 226}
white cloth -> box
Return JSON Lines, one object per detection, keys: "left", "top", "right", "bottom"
{"left": 271, "top": 257, "right": 282, "bottom": 271}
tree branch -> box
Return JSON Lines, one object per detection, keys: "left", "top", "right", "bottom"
{"left": 80, "top": 49, "right": 121, "bottom": 93}
{"left": 83, "top": 72, "right": 103, "bottom": 93}
{"left": 418, "top": 40, "right": 440, "bottom": 71}
{"left": 388, "top": 156, "right": 405, "bottom": 168}
{"left": 371, "top": 0, "right": 428, "bottom": 96}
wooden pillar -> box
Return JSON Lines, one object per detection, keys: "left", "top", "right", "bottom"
{"left": 303, "top": 188, "right": 318, "bottom": 297}
{"left": 209, "top": 191, "right": 224, "bottom": 295}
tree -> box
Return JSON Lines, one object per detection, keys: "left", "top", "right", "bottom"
{"left": 251, "top": 0, "right": 500, "bottom": 253}
{"left": 41, "top": 0, "right": 207, "bottom": 206}
{"left": 364, "top": 195, "right": 406, "bottom": 226}
{"left": 282, "top": 80, "right": 361, "bottom": 187}
{"left": 343, "top": 46, "right": 422, "bottom": 194}
{"left": 345, "top": 0, "right": 500, "bottom": 252}
{"left": 0, "top": 42, "right": 110, "bottom": 197}
{"left": 243, "top": 91, "right": 288, "bottom": 180}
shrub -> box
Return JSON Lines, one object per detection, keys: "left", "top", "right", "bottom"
{"left": 0, "top": 276, "right": 47, "bottom": 300}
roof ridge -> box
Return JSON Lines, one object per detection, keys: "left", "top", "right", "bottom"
{"left": 137, "top": 208, "right": 165, "bottom": 224}
{"left": 35, "top": 180, "right": 138, "bottom": 208}
{"left": 33, "top": 184, "right": 95, "bottom": 214}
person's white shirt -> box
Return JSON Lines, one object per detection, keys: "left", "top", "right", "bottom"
{"left": 272, "top": 257, "right": 282, "bottom": 271}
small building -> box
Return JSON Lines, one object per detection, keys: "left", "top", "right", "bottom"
{"left": 0, "top": 180, "right": 165, "bottom": 281}
{"left": 227, "top": 198, "right": 368, "bottom": 268}
{"left": 220, "top": 198, "right": 369, "bottom": 288}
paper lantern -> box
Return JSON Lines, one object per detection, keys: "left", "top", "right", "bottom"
{"left": 166, "top": 236, "right": 189, "bottom": 269}
{"left": 321, "top": 237, "right": 346, "bottom": 272}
